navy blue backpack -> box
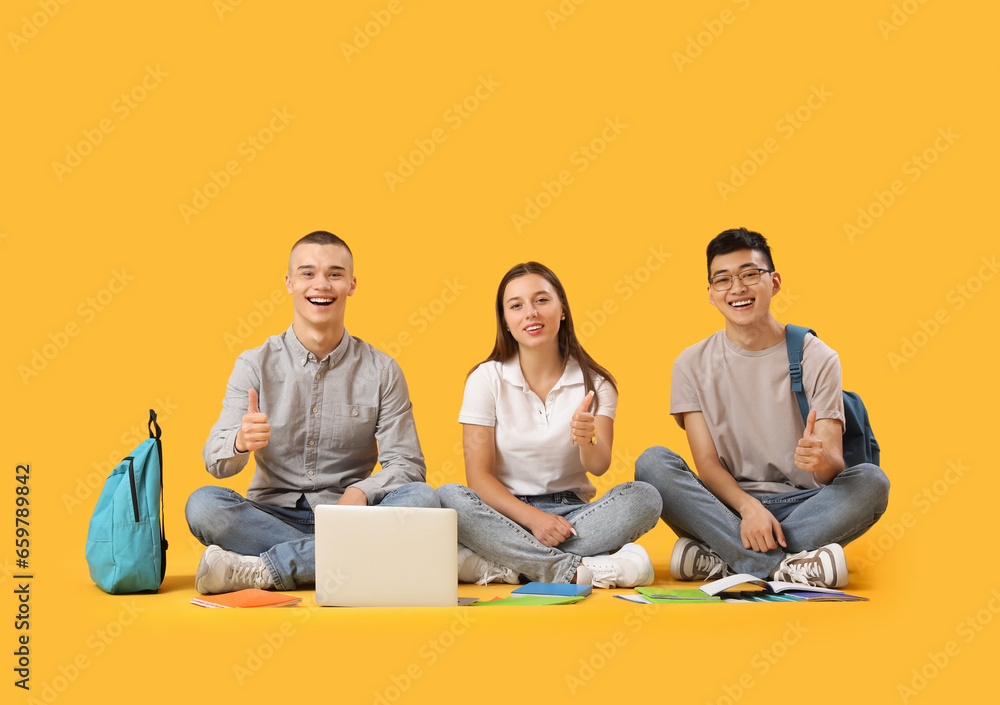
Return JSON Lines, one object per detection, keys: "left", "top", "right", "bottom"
{"left": 785, "top": 325, "right": 880, "bottom": 468}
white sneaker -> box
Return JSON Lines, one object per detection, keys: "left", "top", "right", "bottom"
{"left": 670, "top": 538, "right": 729, "bottom": 581}
{"left": 195, "top": 545, "right": 274, "bottom": 594}
{"left": 772, "top": 543, "right": 848, "bottom": 588}
{"left": 457, "top": 546, "right": 519, "bottom": 586}
{"left": 580, "top": 543, "right": 655, "bottom": 589}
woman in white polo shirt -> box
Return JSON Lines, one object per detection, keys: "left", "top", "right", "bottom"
{"left": 438, "top": 262, "right": 662, "bottom": 587}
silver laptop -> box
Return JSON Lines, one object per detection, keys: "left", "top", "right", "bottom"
{"left": 314, "top": 505, "right": 457, "bottom": 607}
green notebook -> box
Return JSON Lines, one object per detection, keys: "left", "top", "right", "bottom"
{"left": 635, "top": 587, "right": 722, "bottom": 603}
{"left": 473, "top": 594, "right": 586, "bottom": 606}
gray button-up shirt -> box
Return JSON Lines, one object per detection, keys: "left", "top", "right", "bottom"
{"left": 203, "top": 326, "right": 426, "bottom": 506}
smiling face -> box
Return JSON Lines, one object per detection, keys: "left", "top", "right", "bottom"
{"left": 707, "top": 248, "right": 781, "bottom": 329}
{"left": 285, "top": 243, "right": 356, "bottom": 333}
{"left": 502, "top": 273, "right": 564, "bottom": 352}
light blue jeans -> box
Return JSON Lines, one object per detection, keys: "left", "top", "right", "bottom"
{"left": 438, "top": 481, "right": 662, "bottom": 583}
{"left": 185, "top": 483, "right": 440, "bottom": 590}
{"left": 635, "top": 447, "right": 890, "bottom": 578}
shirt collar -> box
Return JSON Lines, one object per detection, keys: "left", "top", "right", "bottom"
{"left": 283, "top": 325, "right": 352, "bottom": 368}
{"left": 500, "top": 353, "right": 584, "bottom": 391}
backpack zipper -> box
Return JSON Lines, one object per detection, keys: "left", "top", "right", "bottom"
{"left": 124, "top": 457, "right": 140, "bottom": 522}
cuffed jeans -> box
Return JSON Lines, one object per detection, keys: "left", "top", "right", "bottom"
{"left": 185, "top": 483, "right": 441, "bottom": 590}
{"left": 635, "top": 447, "right": 890, "bottom": 578}
{"left": 438, "top": 481, "right": 662, "bottom": 583}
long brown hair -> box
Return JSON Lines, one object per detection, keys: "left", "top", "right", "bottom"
{"left": 469, "top": 262, "right": 618, "bottom": 401}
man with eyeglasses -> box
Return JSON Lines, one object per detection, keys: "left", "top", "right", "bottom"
{"left": 636, "top": 227, "right": 889, "bottom": 588}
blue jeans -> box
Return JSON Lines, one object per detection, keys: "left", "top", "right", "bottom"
{"left": 635, "top": 447, "right": 890, "bottom": 578}
{"left": 185, "top": 483, "right": 441, "bottom": 590}
{"left": 438, "top": 481, "right": 662, "bottom": 583}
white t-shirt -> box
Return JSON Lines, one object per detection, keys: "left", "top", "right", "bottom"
{"left": 459, "top": 355, "right": 618, "bottom": 501}
{"left": 670, "top": 329, "right": 845, "bottom": 494}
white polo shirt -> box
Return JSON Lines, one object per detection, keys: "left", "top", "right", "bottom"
{"left": 459, "top": 355, "right": 617, "bottom": 501}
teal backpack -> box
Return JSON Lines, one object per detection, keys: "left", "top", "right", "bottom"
{"left": 785, "top": 325, "right": 881, "bottom": 469}
{"left": 86, "top": 410, "right": 168, "bottom": 594}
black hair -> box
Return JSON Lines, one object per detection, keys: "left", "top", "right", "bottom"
{"left": 706, "top": 227, "right": 774, "bottom": 279}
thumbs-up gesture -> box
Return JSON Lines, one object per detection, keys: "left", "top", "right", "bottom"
{"left": 236, "top": 388, "right": 271, "bottom": 453}
{"left": 570, "top": 391, "right": 597, "bottom": 446}
{"left": 794, "top": 409, "right": 823, "bottom": 472}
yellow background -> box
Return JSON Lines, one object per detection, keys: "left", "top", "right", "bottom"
{"left": 2, "top": 1, "right": 997, "bottom": 703}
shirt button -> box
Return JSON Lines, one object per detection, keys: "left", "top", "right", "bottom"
{"left": 307, "top": 470, "right": 314, "bottom": 476}
{"left": 315, "top": 374, "right": 322, "bottom": 380}
{"left": 308, "top": 440, "right": 316, "bottom": 446}
{"left": 312, "top": 407, "right": 318, "bottom": 414}
{"left": 352, "top": 409, "right": 359, "bottom": 417}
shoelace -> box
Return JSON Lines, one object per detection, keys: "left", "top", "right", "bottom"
{"left": 777, "top": 552, "right": 823, "bottom": 585}
{"left": 476, "top": 566, "right": 509, "bottom": 587}
{"left": 228, "top": 557, "right": 266, "bottom": 588}
{"left": 582, "top": 558, "right": 622, "bottom": 589}
{"left": 695, "top": 551, "right": 725, "bottom": 579}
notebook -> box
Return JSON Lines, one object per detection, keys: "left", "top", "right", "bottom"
{"left": 314, "top": 505, "right": 458, "bottom": 607}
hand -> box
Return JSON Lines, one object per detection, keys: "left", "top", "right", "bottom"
{"left": 235, "top": 388, "right": 270, "bottom": 453}
{"left": 794, "top": 409, "right": 825, "bottom": 472}
{"left": 739, "top": 502, "right": 786, "bottom": 552}
{"left": 336, "top": 487, "right": 368, "bottom": 506}
{"left": 527, "top": 508, "right": 575, "bottom": 548}
{"left": 570, "top": 391, "right": 596, "bottom": 446}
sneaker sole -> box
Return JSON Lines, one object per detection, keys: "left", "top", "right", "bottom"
{"left": 670, "top": 538, "right": 695, "bottom": 580}
{"left": 822, "top": 543, "right": 849, "bottom": 588}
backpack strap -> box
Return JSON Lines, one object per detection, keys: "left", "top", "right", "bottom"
{"left": 148, "top": 409, "right": 161, "bottom": 439}
{"left": 148, "top": 409, "right": 168, "bottom": 575}
{"left": 784, "top": 324, "right": 816, "bottom": 425}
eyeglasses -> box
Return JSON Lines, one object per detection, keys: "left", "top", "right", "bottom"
{"left": 709, "top": 268, "right": 773, "bottom": 291}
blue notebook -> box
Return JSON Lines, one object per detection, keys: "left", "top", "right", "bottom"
{"left": 511, "top": 582, "right": 592, "bottom": 598}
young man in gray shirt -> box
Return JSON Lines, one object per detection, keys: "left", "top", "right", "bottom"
{"left": 187, "top": 231, "right": 439, "bottom": 594}
{"left": 636, "top": 228, "right": 889, "bottom": 588}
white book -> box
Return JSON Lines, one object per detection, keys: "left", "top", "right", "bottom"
{"left": 699, "top": 573, "right": 847, "bottom": 597}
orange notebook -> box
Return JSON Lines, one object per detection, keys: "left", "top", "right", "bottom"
{"left": 190, "top": 589, "right": 302, "bottom": 608}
